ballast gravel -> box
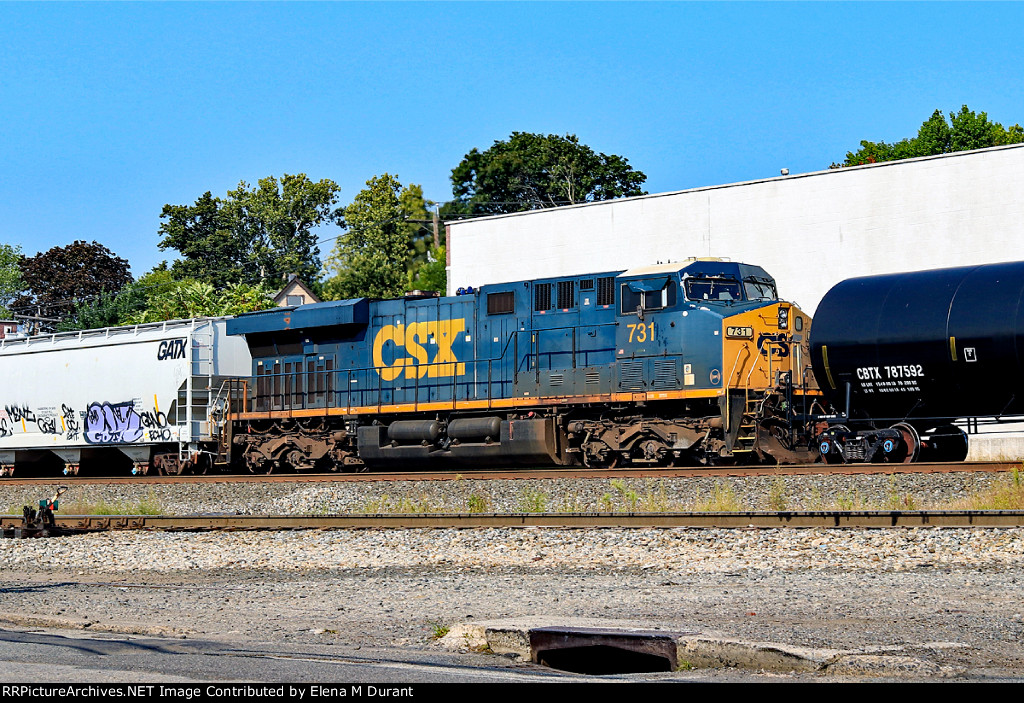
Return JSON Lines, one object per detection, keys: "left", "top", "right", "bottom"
{"left": 0, "top": 471, "right": 1004, "bottom": 516}
{"left": 2, "top": 473, "right": 1024, "bottom": 681}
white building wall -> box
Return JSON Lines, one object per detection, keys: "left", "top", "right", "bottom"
{"left": 447, "top": 144, "right": 1024, "bottom": 315}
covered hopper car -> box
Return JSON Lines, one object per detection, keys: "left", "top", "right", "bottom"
{"left": 0, "top": 318, "right": 251, "bottom": 476}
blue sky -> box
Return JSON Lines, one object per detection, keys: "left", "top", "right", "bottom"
{"left": 2, "top": 1, "right": 1022, "bottom": 277}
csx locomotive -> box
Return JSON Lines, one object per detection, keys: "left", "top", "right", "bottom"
{"left": 225, "top": 259, "right": 819, "bottom": 471}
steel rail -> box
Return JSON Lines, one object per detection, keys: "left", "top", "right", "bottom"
{"left": 0, "top": 460, "right": 1018, "bottom": 486}
{"left": 5, "top": 510, "right": 1024, "bottom": 532}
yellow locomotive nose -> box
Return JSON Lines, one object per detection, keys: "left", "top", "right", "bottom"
{"left": 721, "top": 302, "right": 812, "bottom": 394}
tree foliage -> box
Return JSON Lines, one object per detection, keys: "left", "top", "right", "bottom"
{"left": 57, "top": 265, "right": 175, "bottom": 331}
{"left": 400, "top": 183, "right": 439, "bottom": 279}
{"left": 445, "top": 132, "right": 648, "bottom": 216}
{"left": 158, "top": 174, "right": 341, "bottom": 288}
{"left": 841, "top": 106, "right": 1024, "bottom": 167}
{"left": 408, "top": 245, "right": 446, "bottom": 293}
{"left": 57, "top": 265, "right": 275, "bottom": 330}
{"left": 131, "top": 280, "right": 276, "bottom": 323}
{"left": 0, "top": 244, "right": 24, "bottom": 317}
{"left": 17, "top": 241, "right": 132, "bottom": 320}
{"left": 324, "top": 174, "right": 437, "bottom": 299}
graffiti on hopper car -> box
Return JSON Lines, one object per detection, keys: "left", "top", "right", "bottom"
{"left": 5, "top": 405, "right": 36, "bottom": 424}
{"left": 84, "top": 401, "right": 144, "bottom": 444}
{"left": 36, "top": 415, "right": 57, "bottom": 435}
{"left": 63, "top": 404, "right": 81, "bottom": 441}
{"left": 139, "top": 409, "right": 169, "bottom": 428}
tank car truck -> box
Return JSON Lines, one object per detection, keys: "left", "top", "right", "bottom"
{"left": 0, "top": 318, "right": 251, "bottom": 476}
{"left": 809, "top": 260, "right": 1024, "bottom": 464}
{"left": 224, "top": 259, "right": 820, "bottom": 471}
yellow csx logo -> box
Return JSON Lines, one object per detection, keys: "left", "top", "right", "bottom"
{"left": 372, "top": 319, "right": 467, "bottom": 381}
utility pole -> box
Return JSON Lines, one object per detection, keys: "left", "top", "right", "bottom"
{"left": 432, "top": 205, "right": 441, "bottom": 248}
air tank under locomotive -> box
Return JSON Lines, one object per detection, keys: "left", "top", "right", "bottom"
{"left": 809, "top": 261, "right": 1024, "bottom": 462}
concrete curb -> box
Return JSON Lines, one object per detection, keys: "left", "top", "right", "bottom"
{"left": 437, "top": 619, "right": 965, "bottom": 678}
{"left": 0, "top": 611, "right": 192, "bottom": 639}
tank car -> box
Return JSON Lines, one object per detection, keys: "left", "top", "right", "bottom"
{"left": 224, "top": 259, "right": 818, "bottom": 471}
{"left": 809, "top": 261, "right": 1024, "bottom": 463}
{"left": 0, "top": 318, "right": 251, "bottom": 476}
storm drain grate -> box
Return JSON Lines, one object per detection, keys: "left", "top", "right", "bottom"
{"left": 530, "top": 626, "right": 696, "bottom": 675}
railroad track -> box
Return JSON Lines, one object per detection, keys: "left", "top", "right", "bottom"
{"left": 0, "top": 460, "right": 1018, "bottom": 485}
{"left": 5, "top": 510, "right": 1024, "bottom": 535}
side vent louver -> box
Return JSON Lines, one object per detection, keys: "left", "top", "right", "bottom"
{"left": 651, "top": 359, "right": 679, "bottom": 390}
{"left": 619, "top": 361, "right": 645, "bottom": 391}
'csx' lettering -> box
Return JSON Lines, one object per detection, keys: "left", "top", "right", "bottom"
{"left": 372, "top": 320, "right": 466, "bottom": 381}
{"left": 157, "top": 339, "right": 187, "bottom": 361}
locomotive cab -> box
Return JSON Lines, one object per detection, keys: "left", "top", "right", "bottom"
{"left": 605, "top": 260, "right": 818, "bottom": 465}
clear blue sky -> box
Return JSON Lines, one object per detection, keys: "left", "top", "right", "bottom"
{"left": 2, "top": 1, "right": 1022, "bottom": 278}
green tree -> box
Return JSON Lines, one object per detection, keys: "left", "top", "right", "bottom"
{"left": 324, "top": 174, "right": 431, "bottom": 299}
{"left": 841, "top": 106, "right": 1024, "bottom": 167}
{"left": 157, "top": 192, "right": 246, "bottom": 287}
{"left": 0, "top": 244, "right": 24, "bottom": 317}
{"left": 408, "top": 245, "right": 446, "bottom": 293}
{"left": 17, "top": 241, "right": 132, "bottom": 322}
{"left": 158, "top": 174, "right": 341, "bottom": 288}
{"left": 129, "top": 280, "right": 276, "bottom": 323}
{"left": 399, "top": 183, "right": 439, "bottom": 280}
{"left": 445, "top": 132, "right": 648, "bottom": 216}
{"left": 57, "top": 265, "right": 178, "bottom": 331}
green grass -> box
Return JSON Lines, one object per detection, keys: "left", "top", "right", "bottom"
{"left": 465, "top": 493, "right": 490, "bottom": 513}
{"left": 950, "top": 466, "right": 1024, "bottom": 510}
{"left": 360, "top": 493, "right": 442, "bottom": 514}
{"left": 57, "top": 492, "right": 164, "bottom": 516}
{"left": 517, "top": 487, "right": 549, "bottom": 513}
{"left": 692, "top": 480, "right": 743, "bottom": 512}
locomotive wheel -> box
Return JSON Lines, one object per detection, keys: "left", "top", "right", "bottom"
{"left": 818, "top": 425, "right": 849, "bottom": 464}
{"left": 581, "top": 440, "right": 619, "bottom": 469}
{"left": 886, "top": 422, "right": 921, "bottom": 464}
{"left": 247, "top": 459, "right": 275, "bottom": 475}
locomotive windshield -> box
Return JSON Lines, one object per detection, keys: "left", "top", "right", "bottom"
{"left": 683, "top": 276, "right": 744, "bottom": 302}
{"left": 743, "top": 276, "right": 778, "bottom": 301}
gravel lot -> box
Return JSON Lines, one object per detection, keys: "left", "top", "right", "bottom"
{"left": 2, "top": 473, "right": 1024, "bottom": 681}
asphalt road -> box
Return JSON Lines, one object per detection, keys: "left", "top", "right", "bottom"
{"left": 0, "top": 626, "right": 601, "bottom": 684}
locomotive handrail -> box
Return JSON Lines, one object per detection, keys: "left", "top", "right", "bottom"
{"left": 248, "top": 320, "right": 619, "bottom": 414}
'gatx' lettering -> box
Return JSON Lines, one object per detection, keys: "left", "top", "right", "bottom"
{"left": 157, "top": 339, "right": 187, "bottom": 361}
{"left": 372, "top": 320, "right": 466, "bottom": 380}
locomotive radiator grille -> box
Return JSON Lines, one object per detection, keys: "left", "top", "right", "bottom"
{"left": 620, "top": 361, "right": 645, "bottom": 391}
{"left": 651, "top": 359, "right": 679, "bottom": 390}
